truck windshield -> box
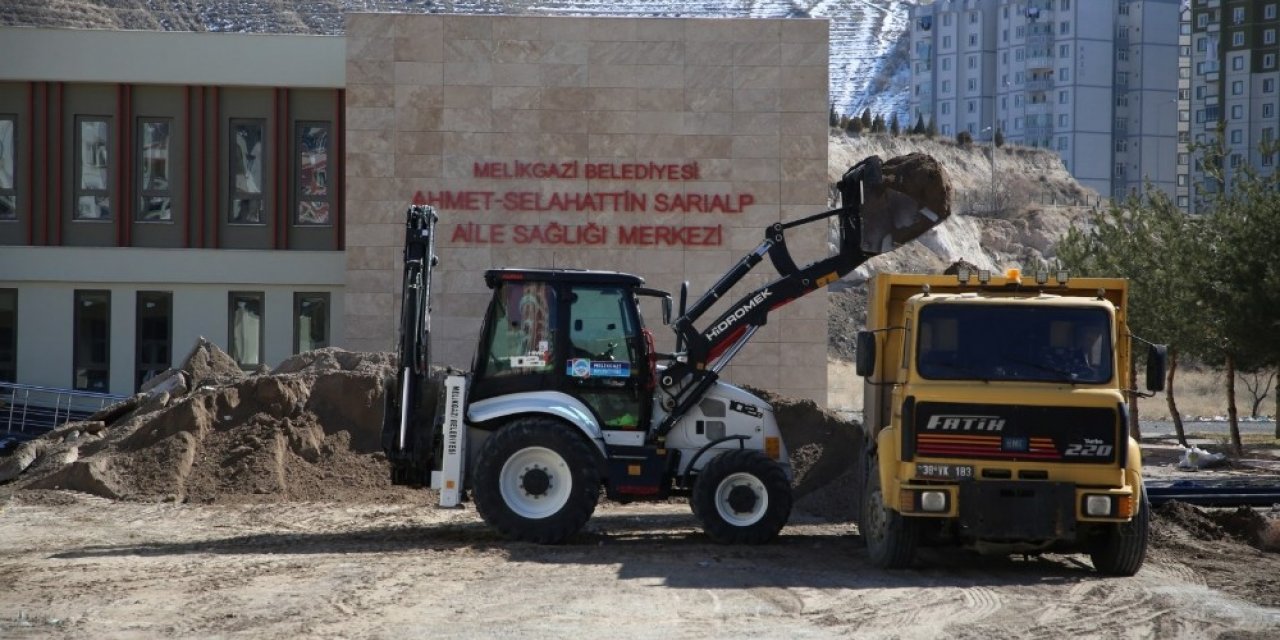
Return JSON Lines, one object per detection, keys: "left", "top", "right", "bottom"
{"left": 916, "top": 304, "right": 1113, "bottom": 384}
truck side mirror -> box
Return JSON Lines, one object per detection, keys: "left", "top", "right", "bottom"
{"left": 1146, "top": 344, "right": 1168, "bottom": 393}
{"left": 661, "top": 295, "right": 672, "bottom": 325}
{"left": 856, "top": 331, "right": 877, "bottom": 377}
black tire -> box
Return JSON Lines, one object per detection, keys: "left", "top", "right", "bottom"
{"left": 1089, "top": 482, "right": 1149, "bottom": 576}
{"left": 862, "top": 458, "right": 920, "bottom": 569}
{"left": 691, "top": 449, "right": 792, "bottom": 544}
{"left": 472, "top": 417, "right": 601, "bottom": 544}
{"left": 850, "top": 431, "right": 869, "bottom": 532}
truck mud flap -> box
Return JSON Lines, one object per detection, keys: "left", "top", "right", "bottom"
{"left": 959, "top": 481, "right": 1076, "bottom": 540}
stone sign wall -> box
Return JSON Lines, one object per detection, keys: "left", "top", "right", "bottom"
{"left": 344, "top": 13, "right": 831, "bottom": 404}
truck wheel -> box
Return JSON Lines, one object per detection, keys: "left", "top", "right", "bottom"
{"left": 862, "top": 459, "right": 919, "bottom": 569}
{"left": 692, "top": 449, "right": 792, "bottom": 544}
{"left": 1089, "top": 482, "right": 1149, "bottom": 576}
{"left": 850, "top": 431, "right": 868, "bottom": 533}
{"left": 472, "top": 417, "right": 600, "bottom": 544}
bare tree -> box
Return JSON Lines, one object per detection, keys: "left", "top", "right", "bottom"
{"left": 1240, "top": 369, "right": 1276, "bottom": 419}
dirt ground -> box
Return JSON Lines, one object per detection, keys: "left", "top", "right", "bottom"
{"left": 1, "top": 492, "right": 1278, "bottom": 639}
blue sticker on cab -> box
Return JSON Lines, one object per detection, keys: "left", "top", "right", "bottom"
{"left": 590, "top": 361, "right": 631, "bottom": 377}
{"left": 568, "top": 358, "right": 592, "bottom": 378}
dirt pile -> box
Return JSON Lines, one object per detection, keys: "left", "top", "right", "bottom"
{"left": 1153, "top": 502, "right": 1280, "bottom": 553}
{"left": 1, "top": 341, "right": 408, "bottom": 504}
{"left": 750, "top": 388, "right": 865, "bottom": 522}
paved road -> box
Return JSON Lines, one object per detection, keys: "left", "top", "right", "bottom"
{"left": 1142, "top": 419, "right": 1277, "bottom": 438}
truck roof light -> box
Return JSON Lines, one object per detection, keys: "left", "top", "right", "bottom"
{"left": 1035, "top": 270, "right": 1048, "bottom": 285}
{"left": 977, "top": 269, "right": 991, "bottom": 285}
{"left": 1055, "top": 269, "right": 1069, "bottom": 285}
{"left": 1006, "top": 268, "right": 1021, "bottom": 284}
{"left": 957, "top": 267, "right": 971, "bottom": 284}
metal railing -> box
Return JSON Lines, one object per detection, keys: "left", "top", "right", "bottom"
{"left": 1, "top": 382, "right": 127, "bottom": 436}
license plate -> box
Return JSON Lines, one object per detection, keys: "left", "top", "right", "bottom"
{"left": 916, "top": 463, "right": 974, "bottom": 480}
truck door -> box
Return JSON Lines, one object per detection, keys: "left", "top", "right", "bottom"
{"left": 563, "top": 285, "right": 650, "bottom": 431}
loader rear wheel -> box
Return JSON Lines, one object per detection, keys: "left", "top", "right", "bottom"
{"left": 862, "top": 459, "right": 919, "bottom": 569}
{"left": 1089, "top": 482, "right": 1149, "bottom": 576}
{"left": 692, "top": 449, "right": 792, "bottom": 544}
{"left": 473, "top": 417, "right": 600, "bottom": 544}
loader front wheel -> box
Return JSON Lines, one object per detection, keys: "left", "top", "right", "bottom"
{"left": 692, "top": 449, "right": 792, "bottom": 544}
{"left": 473, "top": 417, "right": 600, "bottom": 544}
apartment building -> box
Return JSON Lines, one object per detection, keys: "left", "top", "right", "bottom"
{"left": 909, "top": 0, "right": 1181, "bottom": 200}
{"left": 1185, "top": 0, "right": 1280, "bottom": 213}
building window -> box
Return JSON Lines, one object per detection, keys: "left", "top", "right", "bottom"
{"left": 1232, "top": 7, "right": 1245, "bottom": 24}
{"left": 230, "top": 119, "right": 265, "bottom": 225}
{"left": 1180, "top": 109, "right": 1190, "bottom": 122}
{"left": 1266, "top": 79, "right": 1276, "bottom": 94}
{"left": 1268, "top": 5, "right": 1278, "bottom": 20}
{"left": 294, "top": 293, "right": 330, "bottom": 353}
{"left": 1180, "top": 45, "right": 1191, "bottom": 56}
{"left": 1062, "top": 0, "right": 1070, "bottom": 9}
{"left": 1178, "top": 152, "right": 1189, "bottom": 166}
{"left": 967, "top": 100, "right": 975, "bottom": 113}
{"left": 1196, "top": 37, "right": 1207, "bottom": 52}
{"left": 942, "top": 58, "right": 951, "bottom": 71}
{"left": 969, "top": 11, "right": 978, "bottom": 24}
{"left": 76, "top": 117, "right": 111, "bottom": 221}
{"left": 1116, "top": 72, "right": 1128, "bottom": 85}
{"left": 1232, "top": 105, "right": 1244, "bottom": 119}
{"left": 1059, "top": 21, "right": 1070, "bottom": 35}
{"left": 1231, "top": 129, "right": 1243, "bottom": 144}
{"left": 1116, "top": 139, "right": 1128, "bottom": 152}
{"left": 968, "top": 55, "right": 976, "bottom": 69}
{"left": 1178, "top": 88, "right": 1190, "bottom": 100}
{"left": 296, "top": 123, "right": 331, "bottom": 226}
{"left": 943, "top": 35, "right": 952, "bottom": 48}
{"left": 1178, "top": 195, "right": 1189, "bottom": 208}
{"left": 1266, "top": 30, "right": 1277, "bottom": 45}
{"left": 1059, "top": 44, "right": 1069, "bottom": 58}
{"left": 1057, "top": 136, "right": 1068, "bottom": 150}
{"left": 1059, "top": 114, "right": 1069, "bottom": 127}
{"left": 0, "top": 289, "right": 14, "bottom": 382}
{"left": 1266, "top": 103, "right": 1276, "bottom": 118}
{"left": 1114, "top": 163, "right": 1125, "bottom": 178}
{"left": 1118, "top": 1, "right": 1128, "bottom": 15}
{"left": 942, "top": 80, "right": 951, "bottom": 93}
{"left": 1233, "top": 80, "right": 1244, "bottom": 95}
{"left": 1232, "top": 32, "right": 1244, "bottom": 47}
{"left": 1196, "top": 14, "right": 1207, "bottom": 28}
{"left": 1016, "top": 48, "right": 1024, "bottom": 62}
{"left": 73, "top": 290, "right": 110, "bottom": 392}
{"left": 967, "top": 78, "right": 976, "bottom": 91}
{"left": 0, "top": 116, "right": 14, "bottom": 220}
{"left": 1266, "top": 54, "right": 1277, "bottom": 70}
{"left": 1231, "top": 154, "right": 1242, "bottom": 168}
{"left": 1059, "top": 67, "right": 1070, "bottom": 81}
{"left": 941, "top": 102, "right": 951, "bottom": 115}
{"left": 1177, "top": 174, "right": 1188, "bottom": 186}
{"left": 138, "top": 119, "right": 172, "bottom": 223}
{"left": 1118, "top": 49, "right": 1128, "bottom": 62}
{"left": 1060, "top": 91, "right": 1069, "bottom": 104}
{"left": 228, "top": 292, "right": 265, "bottom": 370}
{"left": 943, "top": 13, "right": 952, "bottom": 27}
{"left": 135, "top": 291, "right": 171, "bottom": 391}
{"left": 1232, "top": 55, "right": 1245, "bottom": 71}
{"left": 969, "top": 34, "right": 977, "bottom": 46}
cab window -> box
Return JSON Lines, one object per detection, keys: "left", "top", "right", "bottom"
{"left": 479, "top": 281, "right": 557, "bottom": 378}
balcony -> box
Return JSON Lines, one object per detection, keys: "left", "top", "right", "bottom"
{"left": 1027, "top": 33, "right": 1054, "bottom": 50}
{"left": 1026, "top": 77, "right": 1055, "bottom": 92}
{"left": 1025, "top": 124, "right": 1054, "bottom": 139}
{"left": 1026, "top": 54, "right": 1055, "bottom": 71}
{"left": 1024, "top": 102, "right": 1053, "bottom": 117}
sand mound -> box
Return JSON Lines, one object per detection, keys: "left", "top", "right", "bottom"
{"left": 747, "top": 387, "right": 865, "bottom": 522}
{"left": 1152, "top": 502, "right": 1280, "bottom": 553}
{"left": 3, "top": 341, "right": 407, "bottom": 504}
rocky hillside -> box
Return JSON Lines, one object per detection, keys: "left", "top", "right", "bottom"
{"left": 827, "top": 132, "right": 1100, "bottom": 360}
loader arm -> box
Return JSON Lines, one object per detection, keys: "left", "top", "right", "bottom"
{"left": 655, "top": 155, "right": 947, "bottom": 439}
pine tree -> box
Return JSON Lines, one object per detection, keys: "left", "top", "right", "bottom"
{"left": 956, "top": 130, "right": 973, "bottom": 146}
{"left": 861, "top": 108, "right": 872, "bottom": 129}
{"left": 925, "top": 118, "right": 937, "bottom": 139}
{"left": 872, "top": 114, "right": 886, "bottom": 133}
{"left": 913, "top": 114, "right": 926, "bottom": 135}
{"left": 994, "top": 129, "right": 1005, "bottom": 148}
{"left": 848, "top": 117, "right": 863, "bottom": 135}
{"left": 890, "top": 113, "right": 901, "bottom": 137}
{"left": 829, "top": 105, "right": 838, "bottom": 128}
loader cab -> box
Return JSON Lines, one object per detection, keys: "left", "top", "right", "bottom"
{"left": 471, "top": 269, "right": 657, "bottom": 430}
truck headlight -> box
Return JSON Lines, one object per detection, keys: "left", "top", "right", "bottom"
{"left": 1085, "top": 495, "right": 1113, "bottom": 517}
{"left": 920, "top": 490, "right": 947, "bottom": 513}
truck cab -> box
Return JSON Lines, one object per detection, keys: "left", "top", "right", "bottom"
{"left": 856, "top": 269, "right": 1164, "bottom": 575}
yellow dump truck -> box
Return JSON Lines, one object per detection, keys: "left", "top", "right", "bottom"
{"left": 854, "top": 269, "right": 1166, "bottom": 575}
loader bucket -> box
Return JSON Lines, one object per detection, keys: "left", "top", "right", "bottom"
{"left": 857, "top": 153, "right": 953, "bottom": 255}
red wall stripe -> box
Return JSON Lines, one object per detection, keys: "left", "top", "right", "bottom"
{"left": 197, "top": 87, "right": 206, "bottom": 248}
{"left": 335, "top": 89, "right": 344, "bottom": 251}
{"left": 183, "top": 86, "right": 191, "bottom": 248}
{"left": 211, "top": 86, "right": 219, "bottom": 249}
{"left": 25, "top": 82, "right": 35, "bottom": 246}
{"left": 54, "top": 82, "right": 62, "bottom": 246}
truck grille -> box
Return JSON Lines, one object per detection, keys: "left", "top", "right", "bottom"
{"left": 910, "top": 401, "right": 1119, "bottom": 464}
